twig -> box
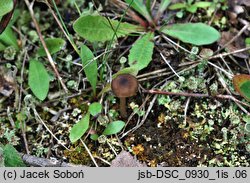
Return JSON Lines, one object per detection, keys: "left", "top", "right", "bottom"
{"left": 20, "top": 120, "right": 30, "bottom": 155}
{"left": 80, "top": 139, "right": 99, "bottom": 167}
{"left": 20, "top": 153, "right": 86, "bottom": 167}
{"left": 32, "top": 107, "right": 70, "bottom": 150}
{"left": 7, "top": 107, "right": 15, "bottom": 128}
{"left": 214, "top": 23, "right": 250, "bottom": 54}
{"left": 24, "top": 0, "right": 68, "bottom": 93}
{"left": 160, "top": 52, "right": 181, "bottom": 79}
{"left": 46, "top": 1, "right": 80, "bottom": 55}
{"left": 182, "top": 97, "right": 191, "bottom": 128}
{"left": 209, "top": 47, "right": 250, "bottom": 60}
{"left": 142, "top": 89, "right": 250, "bottom": 109}
{"left": 18, "top": 50, "right": 28, "bottom": 112}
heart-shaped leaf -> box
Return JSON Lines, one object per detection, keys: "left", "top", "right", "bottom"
{"left": 0, "top": 0, "right": 13, "bottom": 17}
{"left": 28, "top": 59, "right": 50, "bottom": 101}
{"left": 103, "top": 121, "right": 125, "bottom": 135}
{"left": 37, "top": 38, "right": 66, "bottom": 56}
{"left": 70, "top": 112, "right": 90, "bottom": 143}
{"left": 128, "top": 32, "right": 154, "bottom": 70}
{"left": 233, "top": 74, "right": 250, "bottom": 101}
{"left": 73, "top": 15, "right": 142, "bottom": 42}
{"left": 161, "top": 23, "right": 220, "bottom": 45}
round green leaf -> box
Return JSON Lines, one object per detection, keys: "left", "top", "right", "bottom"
{"left": 0, "top": 0, "right": 13, "bottom": 17}
{"left": 89, "top": 102, "right": 102, "bottom": 116}
{"left": 28, "top": 59, "right": 50, "bottom": 101}
{"left": 102, "top": 121, "right": 125, "bottom": 135}
{"left": 37, "top": 38, "right": 66, "bottom": 57}
{"left": 70, "top": 112, "right": 90, "bottom": 143}
{"left": 161, "top": 23, "right": 221, "bottom": 45}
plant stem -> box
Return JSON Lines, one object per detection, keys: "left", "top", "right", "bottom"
{"left": 120, "top": 97, "right": 127, "bottom": 118}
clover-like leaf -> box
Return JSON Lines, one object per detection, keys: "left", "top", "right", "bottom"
{"left": 233, "top": 74, "right": 250, "bottom": 101}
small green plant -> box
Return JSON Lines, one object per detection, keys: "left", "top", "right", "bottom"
{"left": 73, "top": 0, "right": 220, "bottom": 72}
{"left": 69, "top": 102, "right": 125, "bottom": 143}
{"left": 168, "top": 0, "right": 211, "bottom": 17}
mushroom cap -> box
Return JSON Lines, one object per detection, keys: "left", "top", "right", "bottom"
{"left": 111, "top": 74, "right": 138, "bottom": 98}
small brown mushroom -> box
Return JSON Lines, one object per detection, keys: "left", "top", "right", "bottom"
{"left": 111, "top": 74, "right": 138, "bottom": 118}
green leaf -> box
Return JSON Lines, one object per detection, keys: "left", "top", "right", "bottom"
{"left": 125, "top": 0, "right": 152, "bottom": 22}
{"left": 245, "top": 38, "right": 250, "bottom": 45}
{"left": 168, "top": 3, "right": 186, "bottom": 10}
{"left": 28, "top": 59, "right": 50, "bottom": 101}
{"left": 194, "top": 2, "right": 212, "bottom": 8}
{"left": 37, "top": 38, "right": 66, "bottom": 57}
{"left": 3, "top": 144, "right": 26, "bottom": 167}
{"left": 73, "top": 15, "right": 142, "bottom": 42}
{"left": 89, "top": 102, "right": 102, "bottom": 116}
{"left": 112, "top": 67, "right": 138, "bottom": 79}
{"left": 186, "top": 5, "right": 198, "bottom": 13}
{"left": 128, "top": 32, "right": 154, "bottom": 70}
{"left": 0, "top": 26, "right": 18, "bottom": 49}
{"left": 70, "top": 112, "right": 90, "bottom": 143}
{"left": 90, "top": 134, "right": 99, "bottom": 141}
{"left": 158, "top": 0, "right": 171, "bottom": 13}
{"left": 102, "top": 121, "right": 125, "bottom": 135}
{"left": 80, "top": 45, "right": 97, "bottom": 95}
{"left": 233, "top": 74, "right": 250, "bottom": 101}
{"left": 0, "top": 0, "right": 13, "bottom": 17}
{"left": 0, "top": 42, "right": 5, "bottom": 51}
{"left": 161, "top": 23, "right": 220, "bottom": 45}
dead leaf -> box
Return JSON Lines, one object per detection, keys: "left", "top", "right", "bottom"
{"left": 110, "top": 151, "right": 147, "bottom": 167}
{"left": 0, "top": 66, "right": 15, "bottom": 97}
{"left": 219, "top": 29, "right": 249, "bottom": 58}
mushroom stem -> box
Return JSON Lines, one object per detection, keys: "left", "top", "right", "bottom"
{"left": 119, "top": 97, "right": 127, "bottom": 118}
